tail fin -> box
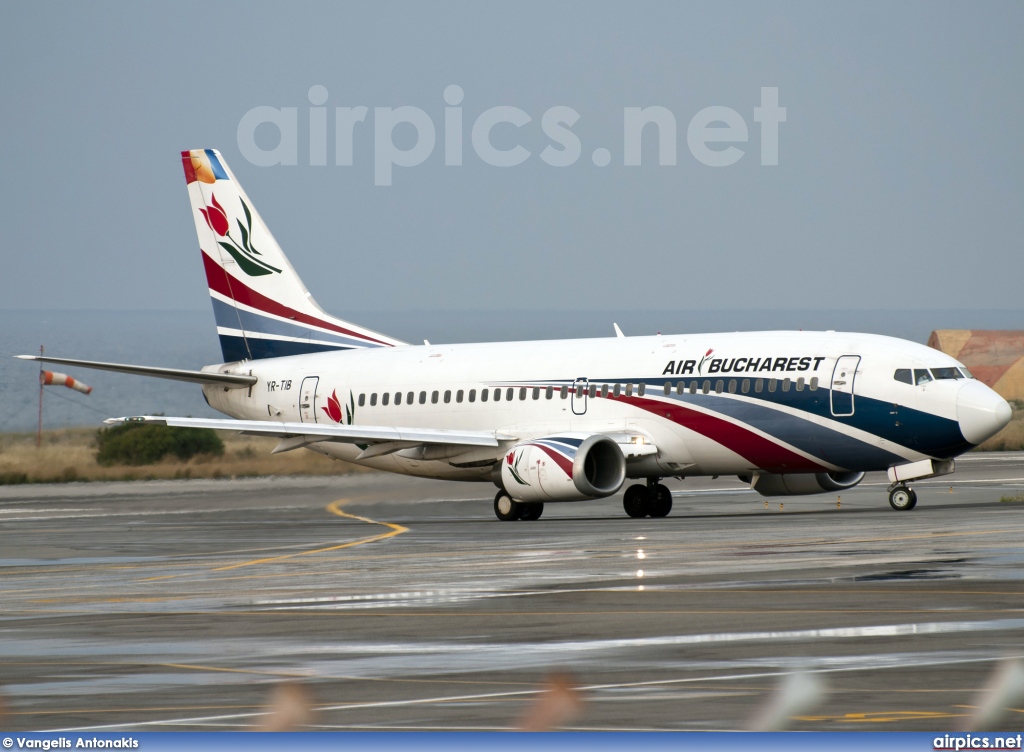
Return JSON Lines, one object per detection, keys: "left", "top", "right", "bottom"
{"left": 182, "top": 149, "right": 405, "bottom": 362}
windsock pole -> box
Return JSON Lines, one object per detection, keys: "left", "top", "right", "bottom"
{"left": 36, "top": 345, "right": 43, "bottom": 449}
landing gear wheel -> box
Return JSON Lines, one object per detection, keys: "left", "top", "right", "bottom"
{"left": 519, "top": 503, "right": 544, "bottom": 521}
{"left": 494, "top": 491, "right": 523, "bottom": 521}
{"left": 623, "top": 484, "right": 650, "bottom": 518}
{"left": 888, "top": 485, "right": 918, "bottom": 511}
{"left": 649, "top": 483, "right": 673, "bottom": 518}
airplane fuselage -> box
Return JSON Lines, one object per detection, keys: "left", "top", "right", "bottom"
{"left": 203, "top": 329, "right": 996, "bottom": 487}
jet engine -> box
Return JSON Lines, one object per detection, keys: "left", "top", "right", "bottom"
{"left": 500, "top": 433, "right": 626, "bottom": 503}
{"left": 745, "top": 471, "right": 865, "bottom": 497}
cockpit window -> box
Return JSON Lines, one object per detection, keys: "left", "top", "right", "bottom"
{"left": 959, "top": 366, "right": 975, "bottom": 379}
{"left": 913, "top": 369, "right": 933, "bottom": 385}
{"left": 894, "top": 369, "right": 913, "bottom": 385}
{"left": 931, "top": 367, "right": 963, "bottom": 380}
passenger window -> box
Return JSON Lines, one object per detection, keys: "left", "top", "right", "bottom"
{"left": 715, "top": 380, "right": 724, "bottom": 394}
{"left": 914, "top": 369, "right": 933, "bottom": 385}
{"left": 676, "top": 381, "right": 684, "bottom": 395}
{"left": 418, "top": 391, "right": 426, "bottom": 404}
{"left": 358, "top": 393, "right": 366, "bottom": 407}
{"left": 625, "top": 383, "right": 633, "bottom": 397}
{"left": 431, "top": 390, "right": 439, "bottom": 404}
{"left": 809, "top": 377, "right": 818, "bottom": 391}
{"left": 520, "top": 387, "right": 527, "bottom": 400}
{"left": 456, "top": 389, "right": 464, "bottom": 403}
{"left": 370, "top": 393, "right": 377, "bottom": 406}
{"left": 663, "top": 382, "right": 671, "bottom": 396}
{"left": 395, "top": 392, "right": 402, "bottom": 405}
{"left": 507, "top": 388, "right": 514, "bottom": 401}
{"left": 796, "top": 377, "right": 804, "bottom": 392}
{"left": 741, "top": 379, "right": 750, "bottom": 394}
{"left": 494, "top": 388, "right": 502, "bottom": 401}
{"left": 689, "top": 382, "right": 697, "bottom": 395}
{"left": 728, "top": 379, "right": 737, "bottom": 394}
{"left": 588, "top": 385, "right": 597, "bottom": 398}
{"left": 638, "top": 383, "right": 646, "bottom": 396}
{"left": 768, "top": 378, "right": 777, "bottom": 393}
{"left": 755, "top": 379, "right": 763, "bottom": 393}
{"left": 407, "top": 391, "right": 414, "bottom": 405}
{"left": 382, "top": 392, "right": 389, "bottom": 406}
{"left": 481, "top": 388, "right": 489, "bottom": 402}
{"left": 931, "top": 367, "right": 963, "bottom": 380}
{"left": 560, "top": 385, "right": 568, "bottom": 399}
{"left": 782, "top": 378, "right": 791, "bottom": 392}
{"left": 469, "top": 389, "right": 476, "bottom": 402}
{"left": 702, "top": 380, "right": 710, "bottom": 394}
{"left": 613, "top": 384, "right": 620, "bottom": 397}
{"left": 894, "top": 369, "right": 912, "bottom": 385}
{"left": 532, "top": 387, "right": 540, "bottom": 400}
{"left": 442, "top": 390, "right": 450, "bottom": 404}
{"left": 546, "top": 385, "right": 554, "bottom": 399}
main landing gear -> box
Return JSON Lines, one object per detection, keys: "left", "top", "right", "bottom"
{"left": 623, "top": 479, "right": 673, "bottom": 518}
{"left": 888, "top": 484, "right": 918, "bottom": 511}
{"left": 493, "top": 490, "right": 544, "bottom": 521}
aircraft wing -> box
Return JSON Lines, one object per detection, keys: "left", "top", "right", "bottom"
{"left": 104, "top": 415, "right": 514, "bottom": 457}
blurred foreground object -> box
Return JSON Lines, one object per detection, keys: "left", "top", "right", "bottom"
{"left": 254, "top": 681, "right": 313, "bottom": 731}
{"left": 929, "top": 330, "right": 1024, "bottom": 401}
{"left": 961, "top": 659, "right": 1024, "bottom": 730}
{"left": 516, "top": 672, "right": 584, "bottom": 731}
{"left": 748, "top": 671, "right": 827, "bottom": 731}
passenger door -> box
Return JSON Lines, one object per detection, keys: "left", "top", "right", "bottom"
{"left": 830, "top": 356, "right": 860, "bottom": 417}
{"left": 299, "top": 376, "right": 319, "bottom": 423}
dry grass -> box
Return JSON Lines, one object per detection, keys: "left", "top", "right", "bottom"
{"left": 976, "top": 400, "right": 1024, "bottom": 452}
{"left": 0, "top": 428, "right": 368, "bottom": 484}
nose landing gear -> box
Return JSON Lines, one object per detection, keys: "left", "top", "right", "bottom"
{"left": 888, "top": 484, "right": 918, "bottom": 511}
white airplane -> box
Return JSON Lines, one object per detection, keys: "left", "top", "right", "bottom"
{"left": 18, "top": 149, "right": 1012, "bottom": 521}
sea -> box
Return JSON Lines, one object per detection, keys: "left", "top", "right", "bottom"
{"left": 1, "top": 308, "right": 1020, "bottom": 433}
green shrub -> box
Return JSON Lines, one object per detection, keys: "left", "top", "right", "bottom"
{"left": 95, "top": 423, "right": 224, "bottom": 466}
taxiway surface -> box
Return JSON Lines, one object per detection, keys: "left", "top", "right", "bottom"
{"left": 1, "top": 454, "right": 1023, "bottom": 731}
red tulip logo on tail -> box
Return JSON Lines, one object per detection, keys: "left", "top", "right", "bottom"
{"left": 198, "top": 192, "right": 282, "bottom": 278}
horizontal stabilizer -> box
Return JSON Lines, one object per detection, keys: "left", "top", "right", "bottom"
{"left": 104, "top": 415, "right": 514, "bottom": 449}
{"left": 14, "top": 355, "right": 256, "bottom": 387}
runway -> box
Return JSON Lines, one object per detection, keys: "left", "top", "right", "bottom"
{"left": 2, "top": 454, "right": 1024, "bottom": 731}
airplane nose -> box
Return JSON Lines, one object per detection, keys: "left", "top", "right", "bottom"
{"left": 957, "top": 380, "right": 1012, "bottom": 445}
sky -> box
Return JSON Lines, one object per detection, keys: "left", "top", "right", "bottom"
{"left": 1, "top": 1, "right": 1022, "bottom": 317}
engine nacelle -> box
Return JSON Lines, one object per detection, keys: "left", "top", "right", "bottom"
{"left": 747, "top": 471, "right": 865, "bottom": 497}
{"left": 501, "top": 433, "right": 626, "bottom": 502}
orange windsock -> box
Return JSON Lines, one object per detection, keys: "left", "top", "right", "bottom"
{"left": 41, "top": 371, "right": 92, "bottom": 395}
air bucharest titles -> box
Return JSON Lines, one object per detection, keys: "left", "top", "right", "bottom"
{"left": 17, "top": 149, "right": 1012, "bottom": 521}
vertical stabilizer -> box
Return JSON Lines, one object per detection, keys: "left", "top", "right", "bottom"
{"left": 182, "top": 149, "right": 405, "bottom": 361}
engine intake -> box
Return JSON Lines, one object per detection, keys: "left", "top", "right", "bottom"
{"left": 501, "top": 433, "right": 626, "bottom": 502}
{"left": 747, "top": 471, "right": 865, "bottom": 497}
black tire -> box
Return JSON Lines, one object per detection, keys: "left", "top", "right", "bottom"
{"left": 494, "top": 491, "right": 522, "bottom": 521}
{"left": 889, "top": 486, "right": 917, "bottom": 511}
{"left": 649, "top": 483, "right": 673, "bottom": 518}
{"left": 519, "top": 503, "right": 544, "bottom": 521}
{"left": 623, "top": 484, "right": 649, "bottom": 518}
